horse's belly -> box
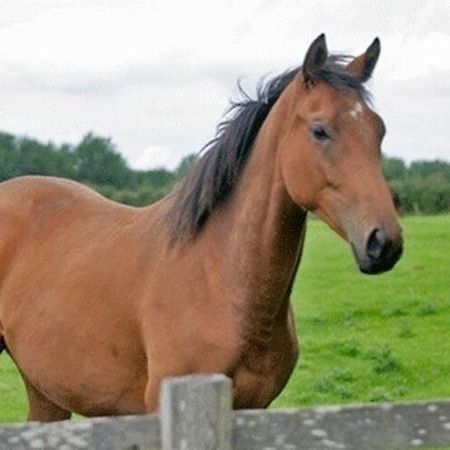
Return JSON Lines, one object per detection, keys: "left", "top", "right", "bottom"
{"left": 11, "top": 340, "right": 147, "bottom": 416}
{"left": 4, "top": 308, "right": 148, "bottom": 416}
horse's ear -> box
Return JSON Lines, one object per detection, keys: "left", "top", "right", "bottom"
{"left": 303, "top": 34, "right": 328, "bottom": 84}
{"left": 347, "top": 38, "right": 381, "bottom": 82}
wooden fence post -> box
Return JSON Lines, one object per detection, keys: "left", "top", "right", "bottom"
{"left": 160, "top": 374, "right": 232, "bottom": 450}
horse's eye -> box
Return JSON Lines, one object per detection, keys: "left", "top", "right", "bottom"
{"left": 310, "top": 124, "right": 330, "bottom": 142}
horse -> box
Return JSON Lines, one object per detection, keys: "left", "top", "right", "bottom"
{"left": 0, "top": 34, "right": 403, "bottom": 421}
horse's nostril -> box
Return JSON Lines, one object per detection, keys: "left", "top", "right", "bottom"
{"left": 358, "top": 228, "right": 403, "bottom": 274}
{"left": 366, "top": 228, "right": 388, "bottom": 260}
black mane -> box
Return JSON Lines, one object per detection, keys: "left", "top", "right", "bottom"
{"left": 169, "top": 55, "right": 369, "bottom": 240}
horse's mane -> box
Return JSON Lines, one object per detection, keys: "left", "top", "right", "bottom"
{"left": 169, "top": 55, "right": 369, "bottom": 240}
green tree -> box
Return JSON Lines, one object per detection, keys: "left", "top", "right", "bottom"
{"left": 175, "top": 154, "right": 198, "bottom": 180}
{"left": 131, "top": 168, "right": 176, "bottom": 189}
{"left": 382, "top": 157, "right": 407, "bottom": 182}
{"left": 73, "top": 133, "right": 130, "bottom": 188}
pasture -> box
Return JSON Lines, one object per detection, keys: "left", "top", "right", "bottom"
{"left": 0, "top": 214, "right": 449, "bottom": 423}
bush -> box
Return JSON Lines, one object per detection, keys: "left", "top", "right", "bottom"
{"left": 384, "top": 157, "right": 450, "bottom": 214}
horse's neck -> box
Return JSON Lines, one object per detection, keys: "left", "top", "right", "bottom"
{"left": 217, "top": 88, "right": 307, "bottom": 340}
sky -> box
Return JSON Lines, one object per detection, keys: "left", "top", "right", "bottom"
{"left": 0, "top": 0, "right": 449, "bottom": 170}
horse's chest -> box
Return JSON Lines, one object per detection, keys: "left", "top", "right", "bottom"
{"left": 232, "top": 332, "right": 298, "bottom": 408}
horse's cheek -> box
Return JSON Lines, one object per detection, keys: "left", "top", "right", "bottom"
{"left": 280, "top": 147, "right": 322, "bottom": 210}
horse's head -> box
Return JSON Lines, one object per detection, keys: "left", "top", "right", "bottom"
{"left": 280, "top": 35, "right": 402, "bottom": 274}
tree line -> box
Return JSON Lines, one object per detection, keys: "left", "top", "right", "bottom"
{"left": 0, "top": 131, "right": 448, "bottom": 214}
{"left": 0, "top": 131, "right": 190, "bottom": 206}
{"left": 382, "top": 158, "right": 450, "bottom": 214}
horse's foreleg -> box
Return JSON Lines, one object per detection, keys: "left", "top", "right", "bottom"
{"left": 144, "top": 377, "right": 161, "bottom": 413}
{"left": 24, "top": 380, "right": 71, "bottom": 422}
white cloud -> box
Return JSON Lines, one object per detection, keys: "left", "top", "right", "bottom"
{"left": 0, "top": 0, "right": 449, "bottom": 169}
{"left": 380, "top": 32, "right": 450, "bottom": 83}
{"left": 129, "top": 144, "right": 175, "bottom": 170}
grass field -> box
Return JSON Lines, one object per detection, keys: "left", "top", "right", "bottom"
{"left": 0, "top": 215, "right": 449, "bottom": 424}
{"left": 273, "top": 214, "right": 450, "bottom": 408}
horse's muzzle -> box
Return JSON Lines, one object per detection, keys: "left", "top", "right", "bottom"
{"left": 353, "top": 228, "right": 403, "bottom": 275}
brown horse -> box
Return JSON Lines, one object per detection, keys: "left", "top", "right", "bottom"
{"left": 0, "top": 35, "right": 402, "bottom": 421}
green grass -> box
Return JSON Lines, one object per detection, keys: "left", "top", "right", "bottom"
{"left": 0, "top": 356, "right": 27, "bottom": 422}
{"left": 0, "top": 215, "right": 449, "bottom": 424}
{"left": 273, "top": 214, "right": 450, "bottom": 408}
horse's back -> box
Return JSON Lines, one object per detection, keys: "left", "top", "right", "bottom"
{"left": 0, "top": 175, "right": 141, "bottom": 320}
{"left": 0, "top": 175, "right": 123, "bottom": 216}
{"left": 0, "top": 175, "right": 170, "bottom": 296}
{"left": 0, "top": 175, "right": 108, "bottom": 227}
{"left": 0, "top": 174, "right": 169, "bottom": 234}
{"left": 0, "top": 176, "right": 128, "bottom": 270}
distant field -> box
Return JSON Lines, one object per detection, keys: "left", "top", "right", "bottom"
{"left": 274, "top": 214, "right": 450, "bottom": 409}
{"left": 0, "top": 215, "right": 449, "bottom": 424}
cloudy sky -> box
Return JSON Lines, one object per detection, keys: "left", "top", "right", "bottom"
{"left": 0, "top": 0, "right": 449, "bottom": 170}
